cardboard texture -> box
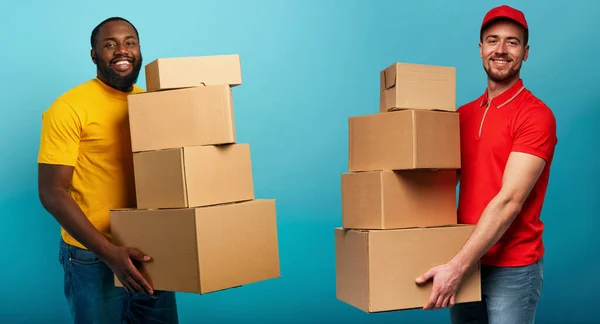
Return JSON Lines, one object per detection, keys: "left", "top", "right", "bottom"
{"left": 348, "top": 109, "right": 461, "bottom": 171}
{"left": 128, "top": 84, "right": 235, "bottom": 152}
{"left": 110, "top": 200, "right": 280, "bottom": 294}
{"left": 113, "top": 54, "right": 280, "bottom": 295}
{"left": 133, "top": 144, "right": 254, "bottom": 209}
{"left": 335, "top": 225, "right": 481, "bottom": 313}
{"left": 145, "top": 54, "right": 242, "bottom": 92}
{"left": 337, "top": 61, "right": 480, "bottom": 314}
{"left": 341, "top": 170, "right": 457, "bottom": 229}
{"left": 379, "top": 62, "right": 456, "bottom": 112}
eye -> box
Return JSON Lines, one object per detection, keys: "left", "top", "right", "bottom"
{"left": 104, "top": 43, "right": 115, "bottom": 48}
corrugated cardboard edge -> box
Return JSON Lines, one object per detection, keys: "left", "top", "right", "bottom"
{"left": 411, "top": 110, "right": 418, "bottom": 169}
{"left": 180, "top": 148, "right": 190, "bottom": 207}
{"left": 366, "top": 230, "right": 374, "bottom": 312}
{"left": 386, "top": 107, "right": 456, "bottom": 113}
{"left": 144, "top": 59, "right": 161, "bottom": 92}
{"left": 193, "top": 209, "right": 204, "bottom": 293}
{"left": 224, "top": 86, "right": 237, "bottom": 142}
{"left": 378, "top": 172, "right": 386, "bottom": 229}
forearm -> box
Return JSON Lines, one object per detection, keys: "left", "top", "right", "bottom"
{"left": 450, "top": 194, "right": 522, "bottom": 274}
{"left": 40, "top": 188, "right": 116, "bottom": 260}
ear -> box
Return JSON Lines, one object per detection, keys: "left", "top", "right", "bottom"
{"left": 523, "top": 44, "right": 530, "bottom": 62}
{"left": 479, "top": 42, "right": 483, "bottom": 58}
{"left": 90, "top": 49, "right": 97, "bottom": 64}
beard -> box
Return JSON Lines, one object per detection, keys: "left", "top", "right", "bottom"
{"left": 95, "top": 51, "right": 143, "bottom": 92}
{"left": 483, "top": 56, "right": 521, "bottom": 83}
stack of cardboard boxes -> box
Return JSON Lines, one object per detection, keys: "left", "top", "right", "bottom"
{"left": 110, "top": 54, "right": 281, "bottom": 295}
{"left": 335, "top": 62, "right": 482, "bottom": 312}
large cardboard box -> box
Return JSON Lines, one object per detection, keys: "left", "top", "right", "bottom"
{"left": 128, "top": 85, "right": 235, "bottom": 153}
{"left": 342, "top": 170, "right": 457, "bottom": 229}
{"left": 348, "top": 110, "right": 460, "bottom": 171}
{"left": 335, "top": 225, "right": 481, "bottom": 313}
{"left": 145, "top": 54, "right": 242, "bottom": 92}
{"left": 110, "top": 199, "right": 280, "bottom": 294}
{"left": 380, "top": 62, "right": 456, "bottom": 113}
{"left": 133, "top": 144, "right": 254, "bottom": 209}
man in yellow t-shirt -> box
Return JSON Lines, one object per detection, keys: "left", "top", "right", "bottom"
{"left": 37, "top": 17, "right": 178, "bottom": 323}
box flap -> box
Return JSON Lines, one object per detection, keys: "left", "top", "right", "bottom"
{"left": 380, "top": 63, "right": 397, "bottom": 91}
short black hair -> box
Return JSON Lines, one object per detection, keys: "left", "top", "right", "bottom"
{"left": 480, "top": 18, "right": 529, "bottom": 46}
{"left": 90, "top": 17, "right": 139, "bottom": 49}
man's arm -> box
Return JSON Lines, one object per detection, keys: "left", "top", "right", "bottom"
{"left": 38, "top": 165, "right": 154, "bottom": 296}
{"left": 416, "top": 151, "right": 546, "bottom": 309}
{"left": 448, "top": 151, "right": 545, "bottom": 272}
{"left": 38, "top": 163, "right": 115, "bottom": 259}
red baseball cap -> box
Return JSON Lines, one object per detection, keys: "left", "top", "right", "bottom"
{"left": 481, "top": 5, "right": 528, "bottom": 31}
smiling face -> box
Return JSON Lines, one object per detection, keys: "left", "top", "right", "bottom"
{"left": 91, "top": 20, "right": 142, "bottom": 92}
{"left": 479, "top": 19, "right": 529, "bottom": 84}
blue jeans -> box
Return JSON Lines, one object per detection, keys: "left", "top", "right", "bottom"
{"left": 58, "top": 240, "right": 179, "bottom": 324}
{"left": 450, "top": 258, "right": 544, "bottom": 324}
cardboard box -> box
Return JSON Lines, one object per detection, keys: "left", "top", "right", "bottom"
{"left": 128, "top": 84, "right": 235, "bottom": 152}
{"left": 342, "top": 170, "right": 457, "bottom": 229}
{"left": 145, "top": 54, "right": 242, "bottom": 92}
{"left": 335, "top": 225, "right": 481, "bottom": 313}
{"left": 348, "top": 110, "right": 460, "bottom": 171}
{"left": 380, "top": 62, "right": 456, "bottom": 112}
{"left": 133, "top": 144, "right": 254, "bottom": 209}
{"left": 110, "top": 199, "right": 280, "bottom": 294}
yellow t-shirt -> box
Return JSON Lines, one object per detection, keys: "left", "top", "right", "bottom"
{"left": 38, "top": 78, "right": 144, "bottom": 250}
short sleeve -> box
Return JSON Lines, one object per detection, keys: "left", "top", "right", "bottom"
{"left": 511, "top": 104, "right": 557, "bottom": 162}
{"left": 37, "top": 99, "right": 82, "bottom": 166}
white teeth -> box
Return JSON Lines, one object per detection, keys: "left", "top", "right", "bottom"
{"left": 115, "top": 61, "right": 130, "bottom": 66}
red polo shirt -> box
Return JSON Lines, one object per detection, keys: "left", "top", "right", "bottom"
{"left": 457, "top": 79, "right": 558, "bottom": 267}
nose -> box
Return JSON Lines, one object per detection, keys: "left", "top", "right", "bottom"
{"left": 495, "top": 41, "right": 508, "bottom": 55}
{"left": 115, "top": 43, "right": 129, "bottom": 55}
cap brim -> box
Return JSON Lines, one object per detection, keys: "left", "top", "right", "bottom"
{"left": 481, "top": 16, "right": 527, "bottom": 31}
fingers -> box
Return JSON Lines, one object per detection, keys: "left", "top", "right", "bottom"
{"left": 128, "top": 248, "right": 151, "bottom": 262}
{"left": 127, "top": 264, "right": 154, "bottom": 295}
{"left": 423, "top": 287, "right": 439, "bottom": 310}
{"left": 122, "top": 282, "right": 133, "bottom": 293}
{"left": 441, "top": 295, "right": 451, "bottom": 308}
{"left": 125, "top": 280, "right": 142, "bottom": 294}
{"left": 449, "top": 294, "right": 456, "bottom": 308}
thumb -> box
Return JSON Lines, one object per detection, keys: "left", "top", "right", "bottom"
{"left": 416, "top": 268, "right": 436, "bottom": 284}
{"left": 128, "top": 248, "right": 151, "bottom": 262}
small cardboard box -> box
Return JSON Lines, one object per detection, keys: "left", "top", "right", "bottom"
{"left": 335, "top": 225, "right": 481, "bottom": 313}
{"left": 110, "top": 199, "right": 280, "bottom": 294}
{"left": 348, "top": 110, "right": 460, "bottom": 171}
{"left": 380, "top": 62, "right": 456, "bottom": 112}
{"left": 145, "top": 54, "right": 242, "bottom": 92}
{"left": 128, "top": 84, "right": 235, "bottom": 153}
{"left": 342, "top": 170, "right": 457, "bottom": 229}
{"left": 133, "top": 144, "right": 254, "bottom": 209}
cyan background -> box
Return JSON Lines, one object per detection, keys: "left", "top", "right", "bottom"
{"left": 0, "top": 0, "right": 596, "bottom": 323}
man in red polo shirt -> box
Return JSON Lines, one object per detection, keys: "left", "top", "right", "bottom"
{"left": 415, "top": 5, "right": 558, "bottom": 323}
